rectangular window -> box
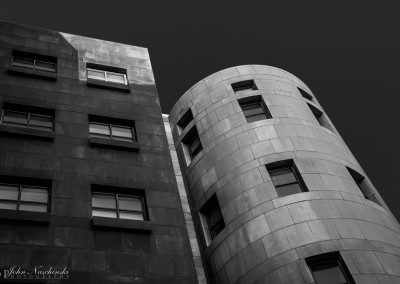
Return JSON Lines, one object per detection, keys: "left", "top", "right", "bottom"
{"left": 89, "top": 116, "right": 136, "bottom": 142}
{"left": 87, "top": 68, "right": 127, "bottom": 85}
{"left": 177, "top": 108, "right": 194, "bottom": 133}
{"left": 308, "top": 103, "right": 332, "bottom": 131}
{"left": 1, "top": 104, "right": 54, "bottom": 131}
{"left": 0, "top": 183, "right": 49, "bottom": 213}
{"left": 298, "top": 87, "right": 313, "bottom": 100}
{"left": 238, "top": 96, "right": 272, "bottom": 123}
{"left": 306, "top": 252, "right": 355, "bottom": 284}
{"left": 200, "top": 194, "right": 225, "bottom": 243}
{"left": 232, "top": 80, "right": 257, "bottom": 93}
{"left": 12, "top": 51, "right": 56, "bottom": 73}
{"left": 266, "top": 160, "right": 308, "bottom": 198}
{"left": 182, "top": 126, "right": 203, "bottom": 163}
{"left": 92, "top": 192, "right": 147, "bottom": 221}
{"left": 347, "top": 167, "right": 380, "bottom": 205}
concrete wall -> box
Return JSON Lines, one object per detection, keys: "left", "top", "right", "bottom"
{"left": 0, "top": 21, "right": 197, "bottom": 283}
{"left": 169, "top": 65, "right": 400, "bottom": 283}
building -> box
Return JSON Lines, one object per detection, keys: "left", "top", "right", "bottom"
{"left": 0, "top": 20, "right": 400, "bottom": 284}
{"left": 168, "top": 66, "right": 400, "bottom": 283}
{"left": 0, "top": 21, "right": 199, "bottom": 283}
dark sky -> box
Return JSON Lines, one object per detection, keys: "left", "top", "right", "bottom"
{"left": 1, "top": 1, "right": 399, "bottom": 219}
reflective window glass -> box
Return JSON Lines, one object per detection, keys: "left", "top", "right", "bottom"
{"left": 88, "top": 69, "right": 106, "bottom": 80}
{"left": 29, "top": 114, "right": 53, "bottom": 130}
{"left": 13, "top": 57, "right": 34, "bottom": 69}
{"left": 89, "top": 123, "right": 110, "bottom": 137}
{"left": 118, "top": 196, "right": 142, "bottom": 211}
{"left": 92, "top": 194, "right": 116, "bottom": 209}
{"left": 0, "top": 184, "right": 19, "bottom": 201}
{"left": 35, "top": 61, "right": 56, "bottom": 72}
{"left": 92, "top": 209, "right": 117, "bottom": 218}
{"left": 3, "top": 111, "right": 28, "bottom": 126}
{"left": 107, "top": 72, "right": 126, "bottom": 84}
{"left": 19, "top": 202, "right": 47, "bottom": 212}
{"left": 21, "top": 186, "right": 48, "bottom": 203}
{"left": 119, "top": 211, "right": 144, "bottom": 220}
{"left": 111, "top": 126, "right": 133, "bottom": 140}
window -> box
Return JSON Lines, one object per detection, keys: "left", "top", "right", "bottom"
{"left": 92, "top": 192, "right": 147, "bottom": 221}
{"left": 200, "top": 194, "right": 225, "bottom": 243}
{"left": 0, "top": 183, "right": 49, "bottom": 213}
{"left": 87, "top": 68, "right": 127, "bottom": 85}
{"left": 298, "top": 87, "right": 313, "bottom": 101}
{"left": 238, "top": 96, "right": 272, "bottom": 123}
{"left": 177, "top": 108, "right": 194, "bottom": 133}
{"left": 89, "top": 116, "right": 136, "bottom": 142}
{"left": 1, "top": 103, "right": 54, "bottom": 131}
{"left": 306, "top": 252, "right": 355, "bottom": 284}
{"left": 347, "top": 167, "right": 380, "bottom": 205}
{"left": 232, "top": 80, "right": 257, "bottom": 93}
{"left": 11, "top": 50, "right": 56, "bottom": 73}
{"left": 308, "top": 103, "right": 332, "bottom": 131}
{"left": 266, "top": 160, "right": 308, "bottom": 198}
{"left": 182, "top": 126, "right": 203, "bottom": 163}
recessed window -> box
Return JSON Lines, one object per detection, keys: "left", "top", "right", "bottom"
{"left": 306, "top": 252, "right": 355, "bottom": 284}
{"left": 89, "top": 116, "right": 137, "bottom": 142}
{"left": 87, "top": 68, "right": 127, "bottom": 85}
{"left": 11, "top": 50, "right": 56, "bottom": 73}
{"left": 177, "top": 108, "right": 194, "bottom": 133}
{"left": 91, "top": 189, "right": 147, "bottom": 221}
{"left": 1, "top": 103, "right": 54, "bottom": 131}
{"left": 232, "top": 80, "right": 257, "bottom": 93}
{"left": 0, "top": 183, "right": 49, "bottom": 213}
{"left": 298, "top": 87, "right": 313, "bottom": 101}
{"left": 307, "top": 103, "right": 332, "bottom": 131}
{"left": 181, "top": 126, "right": 202, "bottom": 164}
{"left": 238, "top": 96, "right": 272, "bottom": 123}
{"left": 347, "top": 167, "right": 380, "bottom": 205}
{"left": 200, "top": 194, "right": 225, "bottom": 244}
{"left": 266, "top": 160, "right": 308, "bottom": 198}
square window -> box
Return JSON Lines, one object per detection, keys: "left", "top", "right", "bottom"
{"left": 181, "top": 126, "right": 203, "bottom": 164}
{"left": 266, "top": 160, "right": 308, "bottom": 198}
{"left": 200, "top": 194, "right": 225, "bottom": 244}
{"left": 0, "top": 182, "right": 49, "bottom": 213}
{"left": 298, "top": 87, "right": 313, "bottom": 100}
{"left": 232, "top": 80, "right": 257, "bottom": 93}
{"left": 177, "top": 108, "right": 194, "bottom": 133}
{"left": 238, "top": 96, "right": 272, "bottom": 123}
{"left": 347, "top": 167, "right": 380, "bottom": 206}
{"left": 306, "top": 252, "right": 355, "bottom": 284}
{"left": 91, "top": 187, "right": 147, "bottom": 221}
{"left": 1, "top": 103, "right": 54, "bottom": 131}
{"left": 89, "top": 116, "right": 136, "bottom": 142}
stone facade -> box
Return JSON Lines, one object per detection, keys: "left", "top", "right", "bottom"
{"left": 168, "top": 65, "right": 400, "bottom": 283}
{"left": 0, "top": 21, "right": 197, "bottom": 283}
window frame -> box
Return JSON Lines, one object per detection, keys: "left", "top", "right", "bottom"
{"left": 0, "top": 182, "right": 49, "bottom": 213}
{"left": 177, "top": 108, "right": 194, "bottom": 134}
{"left": 181, "top": 126, "right": 203, "bottom": 164}
{"left": 200, "top": 194, "right": 225, "bottom": 243}
{"left": 346, "top": 167, "right": 381, "bottom": 206}
{"left": 1, "top": 109, "right": 54, "bottom": 131}
{"left": 11, "top": 54, "right": 57, "bottom": 73}
{"left": 91, "top": 191, "right": 148, "bottom": 221}
{"left": 89, "top": 121, "right": 137, "bottom": 142}
{"left": 266, "top": 160, "right": 308, "bottom": 198}
{"left": 232, "top": 80, "right": 258, "bottom": 93}
{"left": 238, "top": 95, "right": 272, "bottom": 123}
{"left": 87, "top": 68, "right": 128, "bottom": 85}
{"left": 297, "top": 87, "right": 313, "bottom": 101}
{"left": 306, "top": 252, "right": 355, "bottom": 284}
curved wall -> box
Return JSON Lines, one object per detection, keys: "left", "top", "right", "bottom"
{"left": 169, "top": 65, "right": 400, "bottom": 283}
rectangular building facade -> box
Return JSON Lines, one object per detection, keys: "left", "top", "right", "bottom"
{"left": 0, "top": 21, "right": 198, "bottom": 283}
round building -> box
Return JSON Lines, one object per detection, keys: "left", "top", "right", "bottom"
{"left": 169, "top": 65, "right": 400, "bottom": 284}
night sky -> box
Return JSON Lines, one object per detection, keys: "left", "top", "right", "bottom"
{"left": 1, "top": 1, "right": 399, "bottom": 219}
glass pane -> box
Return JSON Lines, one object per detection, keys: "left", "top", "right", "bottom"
{"left": 270, "top": 168, "right": 297, "bottom": 186}
{"left": 0, "top": 201, "right": 17, "bottom": 210}
{"left": 245, "top": 114, "right": 268, "bottom": 123}
{"left": 189, "top": 136, "right": 201, "bottom": 154}
{"left": 13, "top": 57, "right": 34, "bottom": 69}
{"left": 0, "top": 184, "right": 19, "bottom": 201}
{"left": 87, "top": 69, "right": 106, "bottom": 80}
{"left": 21, "top": 186, "right": 48, "bottom": 203}
{"left": 276, "top": 183, "right": 303, "bottom": 197}
{"left": 119, "top": 211, "right": 144, "bottom": 221}
{"left": 313, "top": 264, "right": 347, "bottom": 284}
{"left": 29, "top": 114, "right": 53, "bottom": 130}
{"left": 243, "top": 107, "right": 265, "bottom": 116}
{"left": 35, "top": 60, "right": 56, "bottom": 72}
{"left": 107, "top": 72, "right": 126, "bottom": 84}
{"left": 92, "top": 209, "right": 117, "bottom": 218}
{"left": 19, "top": 202, "right": 47, "bottom": 212}
{"left": 111, "top": 126, "right": 133, "bottom": 140}
{"left": 210, "top": 218, "right": 225, "bottom": 239}
{"left": 118, "top": 196, "right": 142, "bottom": 211}
{"left": 92, "top": 194, "right": 116, "bottom": 209}
{"left": 3, "top": 111, "right": 28, "bottom": 126}
{"left": 208, "top": 206, "right": 223, "bottom": 227}
{"left": 241, "top": 102, "right": 261, "bottom": 111}
{"left": 89, "top": 123, "right": 110, "bottom": 137}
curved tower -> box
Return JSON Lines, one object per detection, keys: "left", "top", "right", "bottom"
{"left": 169, "top": 65, "right": 400, "bottom": 283}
